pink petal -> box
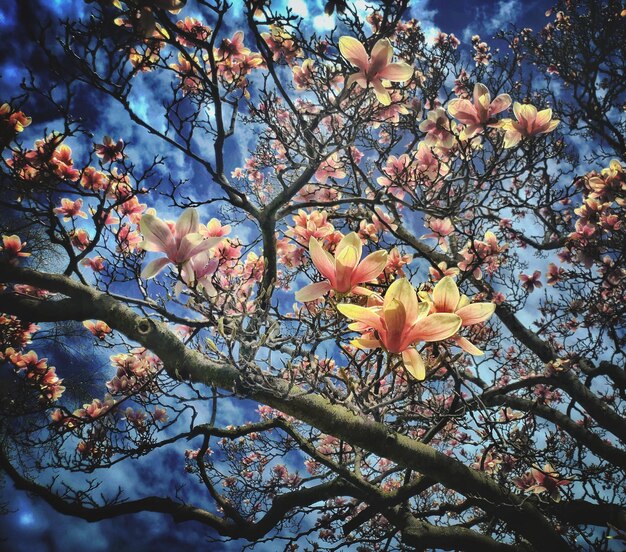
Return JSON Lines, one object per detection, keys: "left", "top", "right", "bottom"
{"left": 489, "top": 93, "right": 512, "bottom": 116}
{"left": 405, "top": 313, "right": 461, "bottom": 344}
{"left": 338, "top": 36, "right": 369, "bottom": 72}
{"left": 455, "top": 302, "right": 496, "bottom": 326}
{"left": 140, "top": 214, "right": 176, "bottom": 256}
{"left": 402, "top": 348, "right": 426, "bottom": 380}
{"left": 369, "top": 38, "right": 393, "bottom": 75}
{"left": 371, "top": 79, "right": 391, "bottom": 106}
{"left": 175, "top": 207, "right": 199, "bottom": 237}
{"left": 433, "top": 276, "right": 460, "bottom": 313}
{"left": 448, "top": 99, "right": 479, "bottom": 125}
{"left": 309, "top": 237, "right": 336, "bottom": 285}
{"left": 295, "top": 281, "right": 332, "bottom": 302}
{"left": 378, "top": 63, "right": 413, "bottom": 82}
{"left": 141, "top": 257, "right": 171, "bottom": 279}
{"left": 351, "top": 250, "right": 388, "bottom": 286}
{"left": 453, "top": 335, "right": 484, "bottom": 355}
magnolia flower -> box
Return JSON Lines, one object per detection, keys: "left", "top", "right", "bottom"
{"left": 527, "top": 463, "right": 571, "bottom": 501}
{"left": 447, "top": 83, "right": 511, "bottom": 138}
{"left": 491, "top": 102, "right": 560, "bottom": 148}
{"left": 1, "top": 235, "right": 30, "bottom": 259}
{"left": 95, "top": 136, "right": 124, "bottom": 163}
{"left": 419, "top": 108, "right": 455, "bottom": 149}
{"left": 339, "top": 36, "right": 413, "bottom": 106}
{"left": 139, "top": 208, "right": 223, "bottom": 279}
{"left": 83, "top": 320, "right": 112, "bottom": 340}
{"left": 423, "top": 276, "right": 496, "bottom": 354}
{"left": 520, "top": 270, "right": 542, "bottom": 292}
{"left": 337, "top": 278, "right": 461, "bottom": 380}
{"left": 54, "top": 198, "right": 88, "bottom": 221}
{"left": 296, "top": 232, "right": 388, "bottom": 302}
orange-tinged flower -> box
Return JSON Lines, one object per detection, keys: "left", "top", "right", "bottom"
{"left": 54, "top": 198, "right": 88, "bottom": 221}
{"left": 447, "top": 82, "right": 511, "bottom": 138}
{"left": 422, "top": 276, "right": 496, "bottom": 355}
{"left": 339, "top": 36, "right": 413, "bottom": 106}
{"left": 1, "top": 235, "right": 30, "bottom": 259}
{"left": 491, "top": 102, "right": 559, "bottom": 148}
{"left": 83, "top": 320, "right": 112, "bottom": 340}
{"left": 296, "top": 232, "right": 388, "bottom": 302}
{"left": 337, "top": 278, "right": 461, "bottom": 380}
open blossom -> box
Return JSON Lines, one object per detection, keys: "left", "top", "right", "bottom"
{"left": 292, "top": 59, "right": 315, "bottom": 90}
{"left": 524, "top": 464, "right": 571, "bottom": 501}
{"left": 95, "top": 136, "right": 124, "bottom": 163}
{"left": 296, "top": 233, "right": 387, "bottom": 302}
{"left": 54, "top": 198, "right": 88, "bottom": 221}
{"left": 81, "top": 256, "right": 105, "bottom": 272}
{"left": 491, "top": 102, "right": 560, "bottom": 148}
{"left": 139, "top": 208, "right": 223, "bottom": 279}
{"left": 315, "top": 153, "right": 346, "bottom": 184}
{"left": 285, "top": 210, "right": 335, "bottom": 246}
{"left": 83, "top": 320, "right": 112, "bottom": 340}
{"left": 339, "top": 36, "right": 413, "bottom": 106}
{"left": 2, "top": 235, "right": 30, "bottom": 260}
{"left": 421, "top": 218, "right": 454, "bottom": 252}
{"left": 421, "top": 276, "right": 496, "bottom": 354}
{"left": 447, "top": 83, "right": 511, "bottom": 138}
{"left": 520, "top": 270, "right": 542, "bottom": 292}
{"left": 337, "top": 278, "right": 462, "bottom": 380}
{"left": 419, "top": 108, "right": 455, "bottom": 149}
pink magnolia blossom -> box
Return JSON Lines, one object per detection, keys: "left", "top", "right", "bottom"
{"left": 95, "top": 136, "right": 124, "bottom": 163}
{"left": 419, "top": 108, "right": 455, "bottom": 149}
{"left": 83, "top": 320, "right": 112, "bottom": 340}
{"left": 491, "top": 102, "right": 560, "bottom": 148}
{"left": 315, "top": 153, "right": 346, "bottom": 184}
{"left": 295, "top": 232, "right": 388, "bottom": 302}
{"left": 139, "top": 208, "right": 223, "bottom": 279}
{"left": 339, "top": 36, "right": 413, "bottom": 106}
{"left": 81, "top": 256, "right": 105, "bottom": 272}
{"left": 1, "top": 235, "right": 30, "bottom": 260}
{"left": 423, "top": 276, "right": 496, "bottom": 355}
{"left": 527, "top": 463, "right": 572, "bottom": 501}
{"left": 337, "top": 278, "right": 461, "bottom": 380}
{"left": 421, "top": 218, "right": 454, "bottom": 252}
{"left": 54, "top": 198, "right": 88, "bottom": 221}
{"left": 520, "top": 270, "right": 542, "bottom": 292}
{"left": 447, "top": 82, "right": 512, "bottom": 138}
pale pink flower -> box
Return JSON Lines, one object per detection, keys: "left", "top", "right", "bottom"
{"left": 419, "top": 108, "right": 455, "bottom": 149}
{"left": 1, "top": 235, "right": 30, "bottom": 259}
{"left": 83, "top": 320, "right": 112, "bottom": 340}
{"left": 421, "top": 218, "right": 454, "bottom": 252}
{"left": 339, "top": 36, "right": 413, "bottom": 106}
{"left": 520, "top": 270, "right": 542, "bottom": 292}
{"left": 491, "top": 102, "right": 560, "bottom": 148}
{"left": 95, "top": 136, "right": 124, "bottom": 163}
{"left": 315, "top": 153, "right": 346, "bottom": 184}
{"left": 447, "top": 83, "right": 511, "bottom": 138}
{"left": 139, "top": 208, "right": 223, "bottom": 279}
{"left": 295, "top": 232, "right": 388, "bottom": 302}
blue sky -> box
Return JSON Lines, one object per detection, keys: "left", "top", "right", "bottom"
{"left": 0, "top": 0, "right": 556, "bottom": 550}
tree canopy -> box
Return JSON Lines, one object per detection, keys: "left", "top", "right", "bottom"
{"left": 1, "top": 0, "right": 625, "bottom": 550}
